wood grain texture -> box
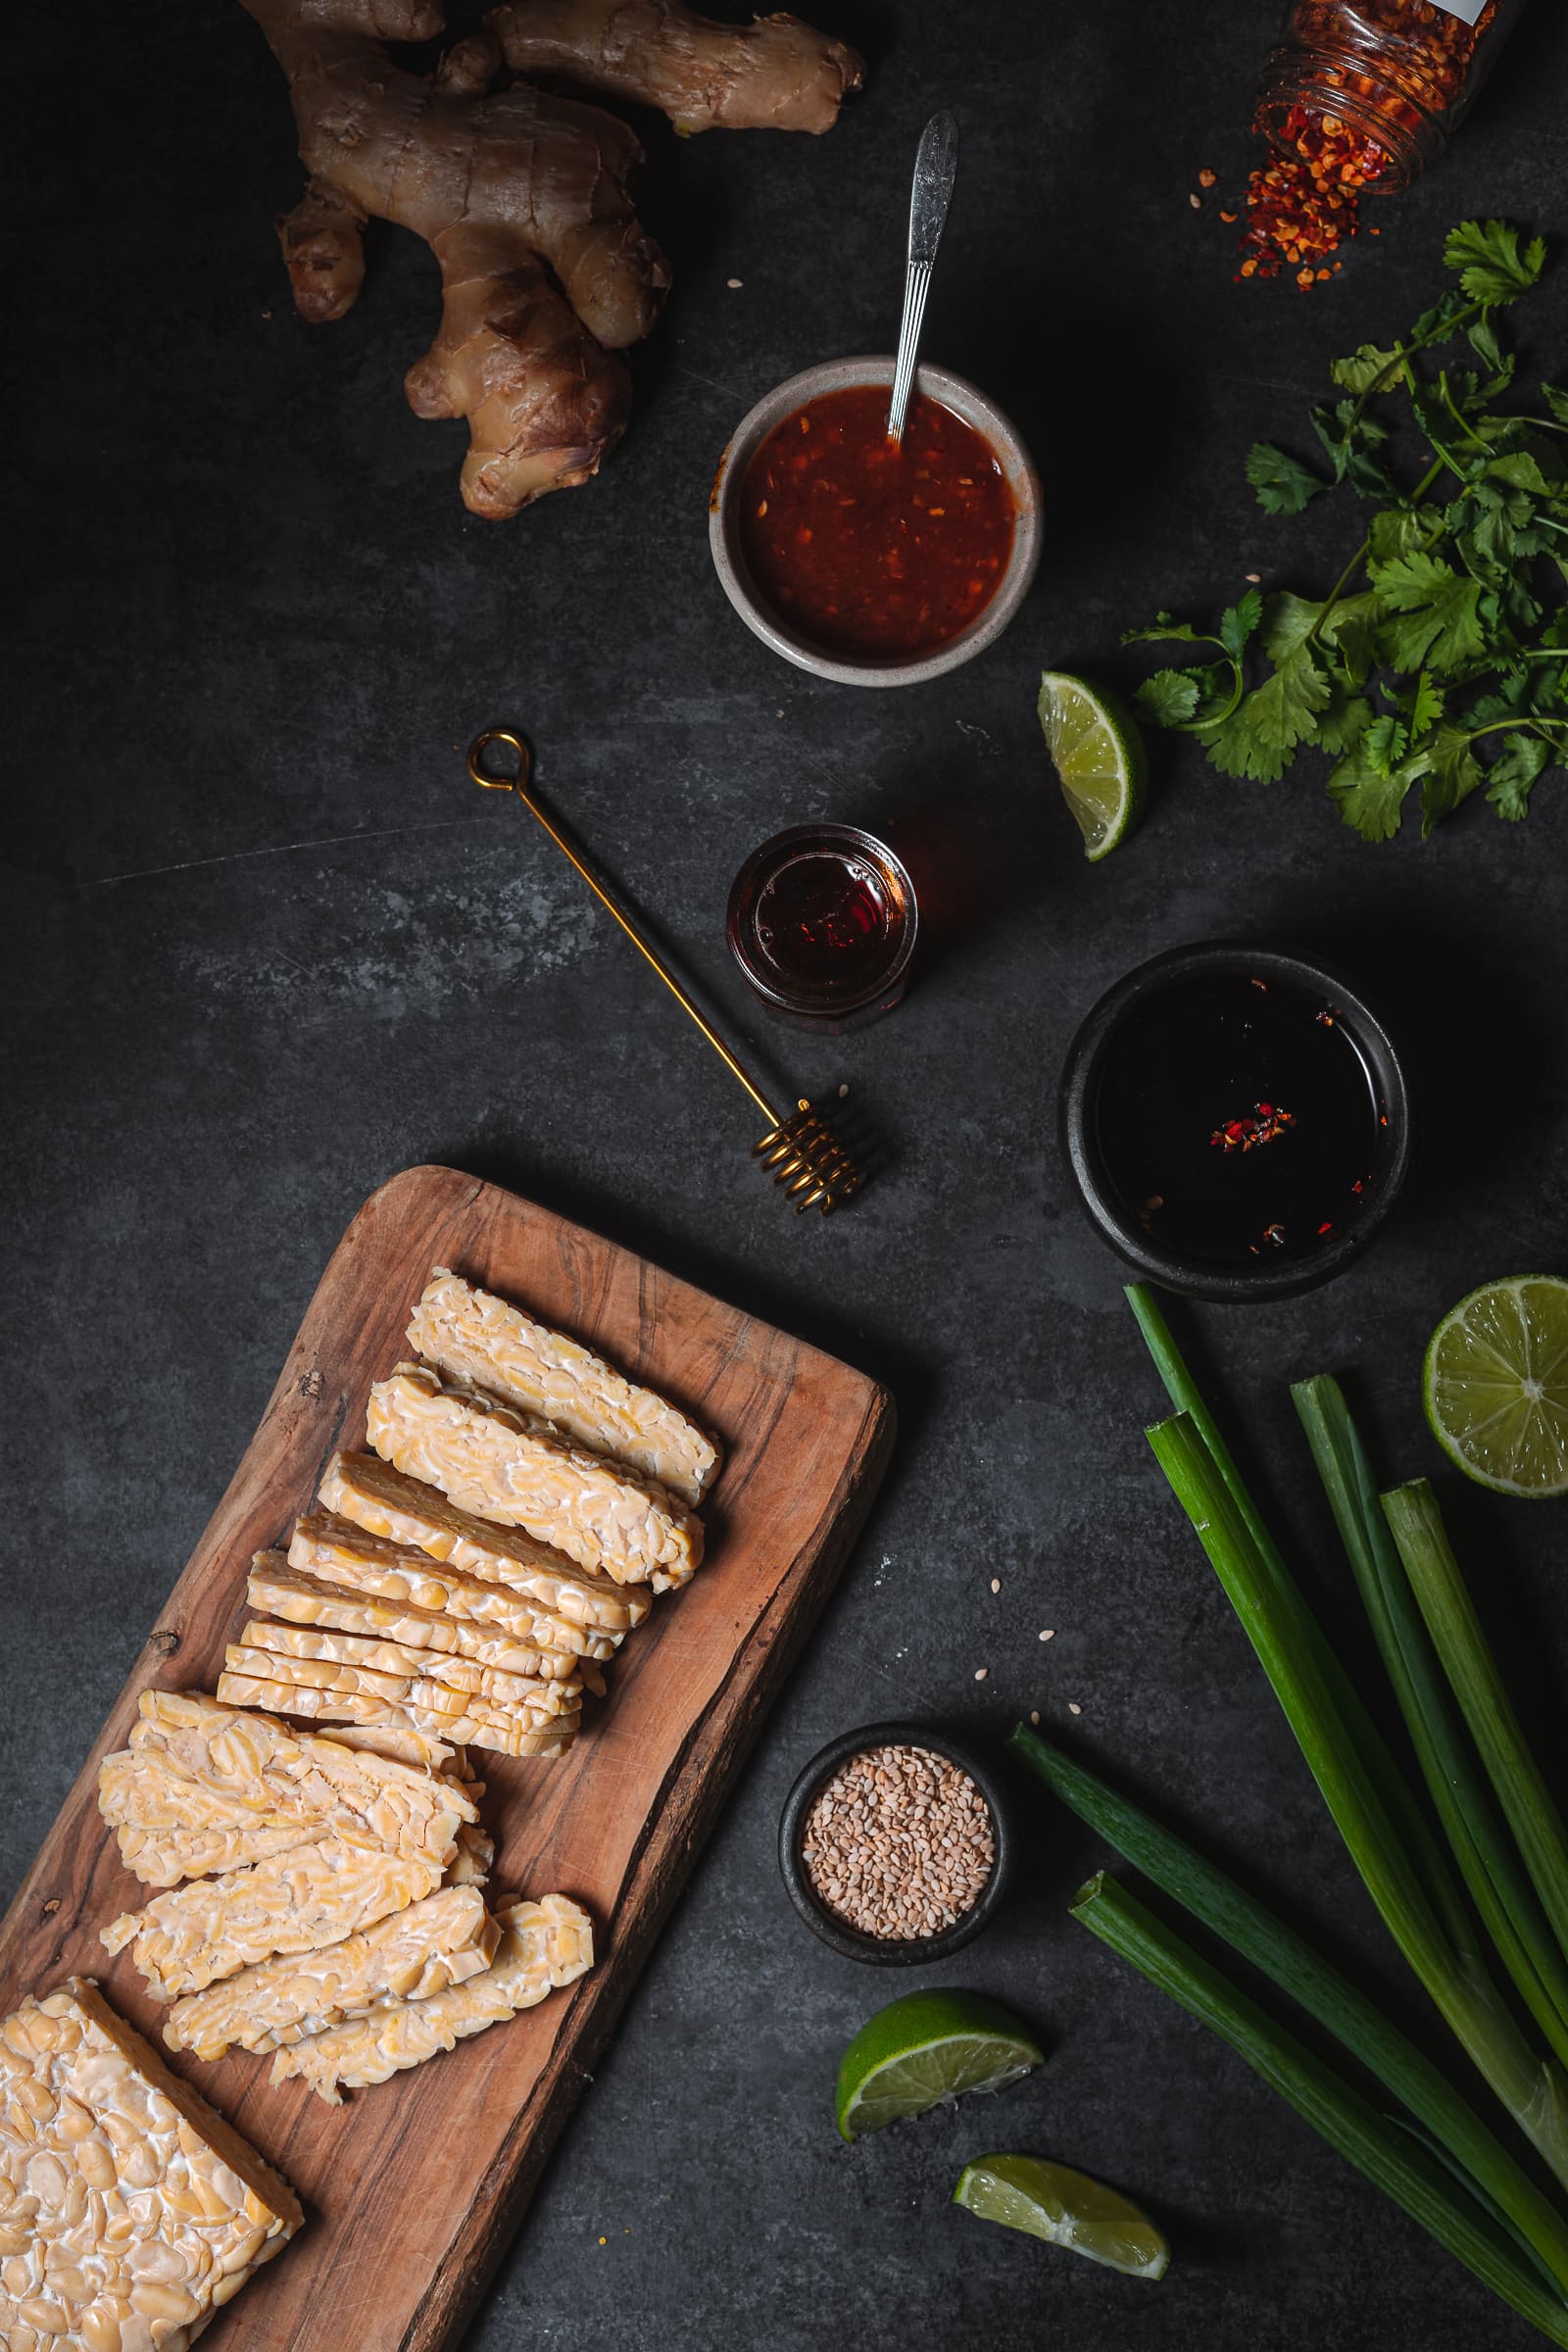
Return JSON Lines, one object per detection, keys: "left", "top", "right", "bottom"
{"left": 0, "top": 1165, "right": 895, "bottom": 2351}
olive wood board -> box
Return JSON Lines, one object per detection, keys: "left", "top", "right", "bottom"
{"left": 0, "top": 1163, "right": 896, "bottom": 2351}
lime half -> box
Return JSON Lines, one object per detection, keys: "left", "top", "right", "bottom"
{"left": 1038, "top": 672, "right": 1148, "bottom": 861}
{"left": 1423, "top": 1276, "right": 1568, "bottom": 1499}
{"left": 955, "top": 2152, "right": 1170, "bottom": 2278}
{"left": 834, "top": 1990, "right": 1043, "bottom": 2143}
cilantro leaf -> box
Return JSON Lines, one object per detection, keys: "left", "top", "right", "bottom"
{"left": 1326, "top": 736, "right": 1413, "bottom": 842}
{"left": 1261, "top": 591, "right": 1324, "bottom": 662}
{"left": 1418, "top": 727, "right": 1485, "bottom": 836}
{"left": 1246, "top": 442, "right": 1328, "bottom": 515}
{"left": 1369, "top": 505, "right": 1444, "bottom": 564}
{"left": 1372, "top": 552, "right": 1487, "bottom": 673}
{"left": 1445, "top": 220, "right": 1546, "bottom": 307}
{"left": 1200, "top": 644, "right": 1331, "bottom": 782}
{"left": 1134, "top": 669, "right": 1201, "bottom": 727}
{"left": 1362, "top": 713, "right": 1409, "bottom": 776}
{"left": 1331, "top": 344, "right": 1402, "bottom": 396}
{"left": 1320, "top": 591, "right": 1380, "bottom": 686}
{"left": 1485, "top": 728, "right": 1551, "bottom": 820}
{"left": 1544, "top": 385, "right": 1568, "bottom": 428}
{"left": 1317, "top": 684, "right": 1375, "bottom": 756}
{"left": 1122, "top": 618, "right": 1214, "bottom": 649}
{"left": 1406, "top": 672, "right": 1446, "bottom": 736}
{"left": 1218, "top": 590, "right": 1263, "bottom": 661}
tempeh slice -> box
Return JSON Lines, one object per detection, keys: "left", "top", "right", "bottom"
{"left": 222, "top": 1642, "right": 580, "bottom": 1729}
{"left": 215, "top": 1670, "right": 578, "bottom": 1757}
{"left": 162, "top": 1885, "right": 500, "bottom": 2060}
{"left": 318, "top": 1718, "right": 461, "bottom": 1773}
{"left": 409, "top": 1265, "right": 721, "bottom": 1505}
{"left": 250, "top": 1551, "right": 606, "bottom": 1690}
{"left": 368, "top": 1365, "right": 703, "bottom": 1586}
{"left": 0, "top": 1977, "right": 301, "bottom": 2343}
{"left": 270, "top": 1892, "right": 594, "bottom": 2103}
{"left": 240, "top": 1614, "right": 588, "bottom": 1710}
{"left": 298, "top": 1492, "right": 635, "bottom": 1647}
{"left": 113, "top": 1814, "right": 323, "bottom": 1889}
{"left": 108, "top": 1687, "right": 476, "bottom": 1842}
{"left": 102, "top": 1834, "right": 444, "bottom": 2000}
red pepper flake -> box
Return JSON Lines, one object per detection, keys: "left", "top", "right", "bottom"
{"left": 1199, "top": 167, "right": 1218, "bottom": 189}
{"left": 1212, "top": 1102, "right": 1297, "bottom": 1154}
{"left": 1316, "top": 1010, "right": 1336, "bottom": 1027}
{"left": 1317, "top": 1221, "right": 1334, "bottom": 1237}
{"left": 1263, "top": 1222, "right": 1287, "bottom": 1248}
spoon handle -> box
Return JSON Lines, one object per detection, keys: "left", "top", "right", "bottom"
{"left": 888, "top": 110, "right": 957, "bottom": 447}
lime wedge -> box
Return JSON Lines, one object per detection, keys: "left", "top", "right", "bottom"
{"left": 1037, "top": 671, "right": 1148, "bottom": 860}
{"left": 1423, "top": 1276, "right": 1568, "bottom": 1498}
{"left": 955, "top": 2152, "right": 1170, "bottom": 2278}
{"left": 834, "top": 1990, "right": 1043, "bottom": 2143}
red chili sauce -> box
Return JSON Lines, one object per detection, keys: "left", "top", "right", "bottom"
{"left": 739, "top": 386, "right": 1016, "bottom": 660}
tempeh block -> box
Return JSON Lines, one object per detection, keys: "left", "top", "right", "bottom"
{"left": 270, "top": 1892, "right": 594, "bottom": 2103}
{"left": 250, "top": 1551, "right": 606, "bottom": 1690}
{"left": 162, "top": 1885, "right": 500, "bottom": 2060}
{"left": 0, "top": 1976, "right": 301, "bottom": 2347}
{"left": 318, "top": 1718, "right": 461, "bottom": 1773}
{"left": 368, "top": 1364, "right": 703, "bottom": 1587}
{"left": 113, "top": 1815, "right": 323, "bottom": 1889}
{"left": 409, "top": 1265, "right": 722, "bottom": 1506}
{"left": 101, "top": 1834, "right": 444, "bottom": 2000}
{"left": 293, "top": 1486, "right": 639, "bottom": 1637}
{"left": 214, "top": 1671, "right": 578, "bottom": 1758}
{"left": 222, "top": 1642, "right": 580, "bottom": 1729}
{"left": 101, "top": 1689, "right": 475, "bottom": 1864}
{"left": 239, "top": 1613, "right": 588, "bottom": 1710}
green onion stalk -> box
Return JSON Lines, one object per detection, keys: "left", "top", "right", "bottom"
{"left": 1296, "top": 1379, "right": 1568, "bottom": 2070}
{"left": 1071, "top": 1873, "right": 1568, "bottom": 2347}
{"left": 1385, "top": 1479, "right": 1568, "bottom": 1990}
{"left": 1006, "top": 1723, "right": 1568, "bottom": 2300}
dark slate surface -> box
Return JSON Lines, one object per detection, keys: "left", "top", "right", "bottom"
{"left": 6, "top": 2, "right": 1568, "bottom": 2345}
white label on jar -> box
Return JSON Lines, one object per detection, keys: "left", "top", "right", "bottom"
{"left": 1431, "top": 0, "right": 1486, "bottom": 21}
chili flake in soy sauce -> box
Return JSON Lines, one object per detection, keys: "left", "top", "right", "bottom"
{"left": 1094, "top": 973, "right": 1385, "bottom": 1267}
{"left": 738, "top": 386, "right": 1015, "bottom": 660}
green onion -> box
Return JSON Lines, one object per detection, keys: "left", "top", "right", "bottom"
{"left": 1070, "top": 1873, "right": 1568, "bottom": 2347}
{"left": 1147, "top": 1405, "right": 1568, "bottom": 2190}
{"left": 1297, "top": 1379, "right": 1568, "bottom": 2068}
{"left": 1127, "top": 1284, "right": 1474, "bottom": 1953}
{"left": 1385, "top": 1479, "right": 1568, "bottom": 1984}
{"left": 1006, "top": 1721, "right": 1568, "bottom": 2292}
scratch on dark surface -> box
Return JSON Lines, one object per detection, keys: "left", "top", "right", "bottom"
{"left": 89, "top": 817, "right": 491, "bottom": 889}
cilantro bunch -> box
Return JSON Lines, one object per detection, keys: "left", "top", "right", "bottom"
{"left": 1127, "top": 222, "right": 1567, "bottom": 841}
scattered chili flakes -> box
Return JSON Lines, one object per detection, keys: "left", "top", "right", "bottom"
{"left": 1211, "top": 1102, "right": 1296, "bottom": 1154}
{"left": 1263, "top": 1221, "right": 1287, "bottom": 1248}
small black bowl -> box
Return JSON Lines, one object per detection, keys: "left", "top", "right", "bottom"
{"left": 1058, "top": 940, "right": 1412, "bottom": 1304}
{"left": 778, "top": 1720, "right": 1014, "bottom": 1966}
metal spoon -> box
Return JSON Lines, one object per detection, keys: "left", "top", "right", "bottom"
{"left": 887, "top": 111, "right": 958, "bottom": 448}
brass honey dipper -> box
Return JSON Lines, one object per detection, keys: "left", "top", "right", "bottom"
{"left": 467, "top": 728, "right": 864, "bottom": 1216}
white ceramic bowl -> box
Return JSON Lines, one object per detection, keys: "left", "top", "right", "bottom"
{"left": 709, "top": 356, "right": 1041, "bottom": 688}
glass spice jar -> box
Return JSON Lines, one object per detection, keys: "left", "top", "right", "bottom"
{"left": 1255, "top": 0, "right": 1528, "bottom": 193}
{"left": 726, "top": 823, "right": 918, "bottom": 1035}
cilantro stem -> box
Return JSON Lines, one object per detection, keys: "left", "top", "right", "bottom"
{"left": 1464, "top": 718, "right": 1568, "bottom": 741}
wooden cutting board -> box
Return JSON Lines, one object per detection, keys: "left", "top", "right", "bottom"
{"left": 0, "top": 1164, "right": 895, "bottom": 2350}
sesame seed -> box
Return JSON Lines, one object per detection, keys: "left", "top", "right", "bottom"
{"left": 974, "top": 1666, "right": 989, "bottom": 1681}
{"left": 801, "top": 1743, "right": 996, "bottom": 1941}
{"left": 1189, "top": 193, "right": 1201, "bottom": 209}
{"left": 1029, "top": 1710, "right": 1040, "bottom": 1726}
{"left": 1068, "top": 1702, "right": 1083, "bottom": 1716}
{"left": 727, "top": 277, "right": 743, "bottom": 288}
{"left": 1039, "top": 1629, "right": 1054, "bottom": 1642}
{"left": 990, "top": 1578, "right": 1001, "bottom": 1594}
{"left": 1246, "top": 572, "right": 1261, "bottom": 583}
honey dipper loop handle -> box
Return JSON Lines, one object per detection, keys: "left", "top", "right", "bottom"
{"left": 466, "top": 726, "right": 781, "bottom": 1129}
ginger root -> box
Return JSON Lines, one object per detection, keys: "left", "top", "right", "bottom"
{"left": 240, "top": 0, "right": 863, "bottom": 517}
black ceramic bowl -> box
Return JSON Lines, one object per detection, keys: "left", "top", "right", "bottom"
{"left": 1058, "top": 941, "right": 1411, "bottom": 1303}
{"left": 778, "top": 1719, "right": 1014, "bottom": 1966}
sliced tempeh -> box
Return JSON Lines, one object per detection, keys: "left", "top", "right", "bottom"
{"left": 100, "top": 1690, "right": 475, "bottom": 1861}
{"left": 251, "top": 1550, "right": 606, "bottom": 1690}
{"left": 113, "top": 1814, "right": 324, "bottom": 1888}
{"left": 101, "top": 1834, "right": 444, "bottom": 2000}
{"left": 0, "top": 1977, "right": 301, "bottom": 2343}
{"left": 215, "top": 1670, "right": 578, "bottom": 1758}
{"left": 301, "top": 1486, "right": 638, "bottom": 1642}
{"left": 270, "top": 1892, "right": 594, "bottom": 2103}
{"left": 240, "top": 1613, "right": 588, "bottom": 1710}
{"left": 317, "top": 1717, "right": 462, "bottom": 1773}
{"left": 409, "top": 1265, "right": 721, "bottom": 1506}
{"left": 367, "top": 1364, "right": 703, "bottom": 1587}
{"left": 162, "top": 1885, "right": 501, "bottom": 2060}
{"left": 222, "top": 1642, "right": 580, "bottom": 1730}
